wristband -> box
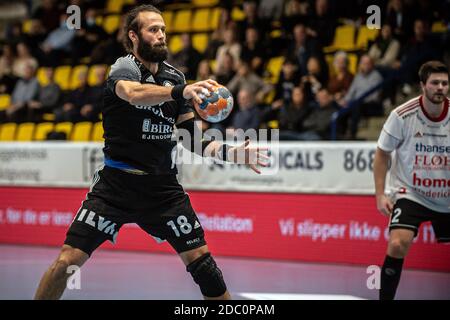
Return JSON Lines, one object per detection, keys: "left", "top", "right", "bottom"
{"left": 171, "top": 84, "right": 187, "bottom": 100}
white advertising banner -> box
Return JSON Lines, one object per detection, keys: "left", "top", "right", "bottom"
{"left": 178, "top": 142, "right": 377, "bottom": 194}
{"left": 0, "top": 142, "right": 377, "bottom": 194}
{"left": 0, "top": 142, "right": 104, "bottom": 187}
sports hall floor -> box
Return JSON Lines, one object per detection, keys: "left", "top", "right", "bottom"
{"left": 1, "top": 244, "right": 449, "bottom": 300}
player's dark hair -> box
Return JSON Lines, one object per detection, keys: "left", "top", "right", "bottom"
{"left": 123, "top": 4, "right": 162, "bottom": 52}
{"left": 418, "top": 61, "right": 449, "bottom": 83}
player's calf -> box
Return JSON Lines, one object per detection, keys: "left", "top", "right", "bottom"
{"left": 34, "top": 245, "right": 89, "bottom": 300}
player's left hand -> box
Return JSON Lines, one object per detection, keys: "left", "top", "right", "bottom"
{"left": 228, "top": 140, "right": 270, "bottom": 174}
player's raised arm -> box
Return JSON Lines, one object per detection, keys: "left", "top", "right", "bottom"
{"left": 115, "top": 79, "right": 219, "bottom": 106}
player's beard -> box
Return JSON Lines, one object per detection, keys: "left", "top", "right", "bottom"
{"left": 137, "top": 33, "right": 168, "bottom": 63}
{"left": 425, "top": 89, "right": 446, "bottom": 104}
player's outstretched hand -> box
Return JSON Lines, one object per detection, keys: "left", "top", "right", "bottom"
{"left": 183, "top": 79, "right": 219, "bottom": 104}
{"left": 228, "top": 140, "right": 270, "bottom": 174}
{"left": 376, "top": 194, "right": 393, "bottom": 217}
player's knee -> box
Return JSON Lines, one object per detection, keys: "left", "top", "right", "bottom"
{"left": 388, "top": 237, "right": 411, "bottom": 256}
{"left": 186, "top": 253, "right": 227, "bottom": 298}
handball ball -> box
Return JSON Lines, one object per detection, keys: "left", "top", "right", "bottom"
{"left": 193, "top": 85, "right": 234, "bottom": 123}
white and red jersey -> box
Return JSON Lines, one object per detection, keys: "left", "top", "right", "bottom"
{"left": 378, "top": 95, "right": 450, "bottom": 213}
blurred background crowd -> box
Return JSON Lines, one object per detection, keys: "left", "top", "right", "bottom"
{"left": 0, "top": 0, "right": 449, "bottom": 141}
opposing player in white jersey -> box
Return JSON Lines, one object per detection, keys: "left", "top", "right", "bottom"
{"left": 374, "top": 61, "right": 450, "bottom": 300}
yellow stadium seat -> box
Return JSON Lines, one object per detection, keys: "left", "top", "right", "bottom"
{"left": 106, "top": 0, "right": 124, "bottom": 13}
{"left": 95, "top": 16, "right": 103, "bottom": 26}
{"left": 91, "top": 122, "right": 104, "bottom": 141}
{"left": 192, "top": 33, "right": 209, "bottom": 53}
{"left": 231, "top": 7, "right": 246, "bottom": 21}
{"left": 37, "top": 67, "right": 50, "bottom": 86}
{"left": 210, "top": 7, "right": 221, "bottom": 30}
{"left": 42, "top": 113, "right": 56, "bottom": 122}
{"left": 72, "top": 122, "right": 93, "bottom": 141}
{"left": 324, "top": 25, "right": 356, "bottom": 52}
{"left": 0, "top": 94, "right": 11, "bottom": 111}
{"left": 168, "top": 35, "right": 183, "bottom": 54}
{"left": 209, "top": 60, "right": 217, "bottom": 73}
{"left": 356, "top": 26, "right": 379, "bottom": 49}
{"left": 348, "top": 53, "right": 358, "bottom": 75}
{"left": 70, "top": 65, "right": 89, "bottom": 90}
{"left": 103, "top": 15, "right": 121, "bottom": 34}
{"left": 16, "top": 123, "right": 35, "bottom": 141}
{"left": 265, "top": 56, "right": 284, "bottom": 84}
{"left": 22, "top": 19, "right": 33, "bottom": 34}
{"left": 162, "top": 10, "right": 173, "bottom": 32}
{"left": 88, "top": 65, "right": 108, "bottom": 87}
{"left": 0, "top": 123, "right": 17, "bottom": 141}
{"left": 54, "top": 122, "right": 73, "bottom": 140}
{"left": 432, "top": 21, "right": 447, "bottom": 33}
{"left": 172, "top": 10, "right": 192, "bottom": 33}
{"left": 34, "top": 122, "right": 54, "bottom": 141}
{"left": 192, "top": 8, "right": 210, "bottom": 32}
{"left": 54, "top": 66, "right": 72, "bottom": 91}
{"left": 192, "top": 0, "right": 219, "bottom": 7}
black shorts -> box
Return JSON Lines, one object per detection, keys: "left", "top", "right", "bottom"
{"left": 65, "top": 166, "right": 206, "bottom": 256}
{"left": 389, "top": 198, "right": 450, "bottom": 243}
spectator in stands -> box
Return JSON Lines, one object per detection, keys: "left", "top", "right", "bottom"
{"left": 196, "top": 60, "right": 215, "bottom": 81}
{"left": 229, "top": 88, "right": 260, "bottom": 131}
{"left": 23, "top": 19, "right": 47, "bottom": 59}
{"left": 273, "top": 59, "right": 300, "bottom": 105}
{"left": 368, "top": 24, "right": 401, "bottom": 70}
{"left": 90, "top": 16, "right": 126, "bottom": 65}
{"left": 27, "top": 67, "right": 61, "bottom": 122}
{"left": 398, "top": 19, "right": 440, "bottom": 95}
{"left": 258, "top": 0, "right": 284, "bottom": 21}
{"left": 3, "top": 62, "right": 40, "bottom": 123}
{"left": 78, "top": 65, "right": 106, "bottom": 122}
{"left": 169, "top": 33, "right": 203, "bottom": 81}
{"left": 55, "top": 69, "right": 95, "bottom": 122}
{"left": 341, "top": 55, "right": 384, "bottom": 139}
{"left": 31, "top": 0, "right": 61, "bottom": 33}
{"left": 39, "top": 13, "right": 77, "bottom": 66}
{"left": 71, "top": 8, "right": 108, "bottom": 64}
{"left": 12, "top": 42, "right": 38, "bottom": 79}
{"left": 215, "top": 51, "right": 235, "bottom": 85}
{"left": 368, "top": 24, "right": 401, "bottom": 105}
{"left": 327, "top": 51, "right": 354, "bottom": 101}
{"left": 240, "top": 27, "right": 267, "bottom": 76}
{"left": 301, "top": 56, "right": 328, "bottom": 102}
{"left": 237, "top": 0, "right": 266, "bottom": 42}
{"left": 227, "top": 60, "right": 273, "bottom": 104}
{"left": 299, "top": 88, "right": 339, "bottom": 140}
{"left": 215, "top": 27, "right": 241, "bottom": 76}
{"left": 385, "top": 0, "right": 415, "bottom": 43}
{"left": 203, "top": 8, "right": 232, "bottom": 60}
{"left": 285, "top": 24, "right": 321, "bottom": 78}
{"left": 306, "top": 0, "right": 337, "bottom": 48}
{"left": 261, "top": 86, "right": 311, "bottom": 140}
{"left": 0, "top": 43, "right": 18, "bottom": 95}
{"left": 281, "top": 0, "right": 310, "bottom": 33}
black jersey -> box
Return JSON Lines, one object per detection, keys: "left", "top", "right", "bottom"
{"left": 103, "top": 53, "right": 192, "bottom": 174}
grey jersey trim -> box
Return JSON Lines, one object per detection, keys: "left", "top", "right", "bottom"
{"left": 109, "top": 54, "right": 142, "bottom": 82}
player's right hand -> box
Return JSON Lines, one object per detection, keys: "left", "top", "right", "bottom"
{"left": 183, "top": 79, "right": 219, "bottom": 104}
{"left": 376, "top": 194, "right": 393, "bottom": 217}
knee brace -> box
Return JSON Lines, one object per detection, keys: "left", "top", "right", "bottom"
{"left": 186, "top": 253, "right": 227, "bottom": 298}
